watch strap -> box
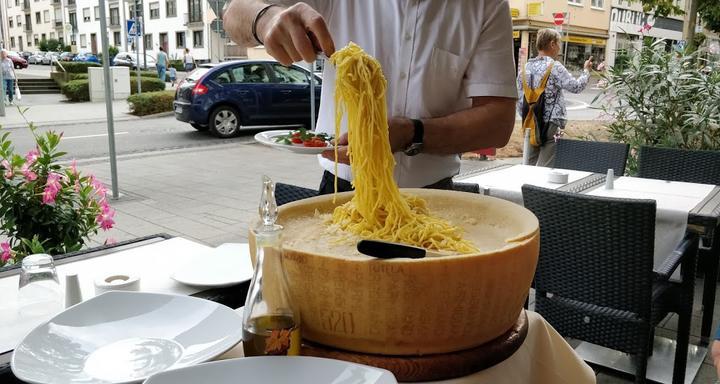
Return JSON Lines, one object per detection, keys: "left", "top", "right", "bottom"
{"left": 410, "top": 119, "right": 424, "bottom": 144}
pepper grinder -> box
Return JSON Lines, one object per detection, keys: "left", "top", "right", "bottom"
{"left": 64, "top": 273, "right": 83, "bottom": 308}
{"left": 605, "top": 168, "right": 614, "bottom": 190}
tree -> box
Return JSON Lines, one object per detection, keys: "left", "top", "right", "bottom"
{"left": 39, "top": 38, "right": 62, "bottom": 52}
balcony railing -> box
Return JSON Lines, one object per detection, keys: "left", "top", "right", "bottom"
{"left": 66, "top": 0, "right": 76, "bottom": 7}
{"left": 23, "top": 24, "right": 32, "bottom": 32}
{"left": 183, "top": 12, "right": 203, "bottom": 27}
{"left": 54, "top": 20, "right": 63, "bottom": 28}
{"left": 51, "top": 0, "right": 61, "bottom": 7}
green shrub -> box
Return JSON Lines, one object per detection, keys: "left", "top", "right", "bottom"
{"left": 54, "top": 61, "right": 102, "bottom": 73}
{"left": 130, "top": 77, "right": 166, "bottom": 94}
{"left": 169, "top": 60, "right": 185, "bottom": 71}
{"left": 127, "top": 90, "right": 176, "bottom": 116}
{"left": 596, "top": 39, "right": 720, "bottom": 173}
{"left": 67, "top": 73, "right": 89, "bottom": 81}
{"left": 61, "top": 79, "right": 90, "bottom": 102}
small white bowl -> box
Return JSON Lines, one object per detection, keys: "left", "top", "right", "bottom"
{"left": 548, "top": 171, "right": 569, "bottom": 184}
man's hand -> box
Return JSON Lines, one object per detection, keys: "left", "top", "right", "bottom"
{"left": 321, "top": 132, "right": 349, "bottom": 164}
{"left": 259, "top": 3, "right": 335, "bottom": 65}
{"left": 320, "top": 117, "right": 414, "bottom": 165}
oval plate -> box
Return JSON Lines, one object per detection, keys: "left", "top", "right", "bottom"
{"left": 170, "top": 243, "right": 254, "bottom": 288}
{"left": 254, "top": 130, "right": 333, "bottom": 155}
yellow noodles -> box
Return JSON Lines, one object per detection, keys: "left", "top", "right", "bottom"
{"left": 329, "top": 43, "right": 477, "bottom": 254}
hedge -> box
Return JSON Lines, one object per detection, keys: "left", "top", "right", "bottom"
{"left": 61, "top": 80, "right": 90, "bottom": 102}
{"left": 67, "top": 73, "right": 89, "bottom": 81}
{"left": 130, "top": 77, "right": 166, "bottom": 94}
{"left": 127, "top": 91, "right": 175, "bottom": 116}
{"left": 53, "top": 62, "right": 102, "bottom": 73}
{"left": 169, "top": 60, "right": 185, "bottom": 71}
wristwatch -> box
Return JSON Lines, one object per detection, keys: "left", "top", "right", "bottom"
{"left": 404, "top": 119, "right": 424, "bottom": 156}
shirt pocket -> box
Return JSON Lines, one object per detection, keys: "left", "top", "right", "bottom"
{"left": 427, "top": 47, "right": 470, "bottom": 115}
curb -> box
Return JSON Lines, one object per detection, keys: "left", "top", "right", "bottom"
{"left": 2, "top": 115, "right": 140, "bottom": 129}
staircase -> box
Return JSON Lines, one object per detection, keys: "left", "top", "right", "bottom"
{"left": 17, "top": 78, "right": 62, "bottom": 95}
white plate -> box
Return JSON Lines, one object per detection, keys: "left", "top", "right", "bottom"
{"left": 170, "top": 243, "right": 254, "bottom": 288}
{"left": 143, "top": 356, "right": 398, "bottom": 384}
{"left": 254, "top": 130, "right": 333, "bottom": 155}
{"left": 12, "top": 291, "right": 243, "bottom": 384}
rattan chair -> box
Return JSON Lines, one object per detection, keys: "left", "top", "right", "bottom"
{"left": 275, "top": 183, "right": 318, "bottom": 206}
{"left": 637, "top": 146, "right": 720, "bottom": 185}
{"left": 555, "top": 139, "right": 629, "bottom": 175}
{"left": 522, "top": 185, "right": 698, "bottom": 384}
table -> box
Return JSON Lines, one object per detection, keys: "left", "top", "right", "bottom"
{"left": 219, "top": 309, "right": 596, "bottom": 384}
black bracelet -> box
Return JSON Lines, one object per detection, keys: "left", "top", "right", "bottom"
{"left": 252, "top": 3, "right": 280, "bottom": 46}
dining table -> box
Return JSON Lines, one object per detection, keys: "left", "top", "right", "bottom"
{"left": 0, "top": 234, "right": 597, "bottom": 384}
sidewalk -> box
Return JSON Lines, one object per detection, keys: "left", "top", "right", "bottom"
{"left": 2, "top": 94, "right": 139, "bottom": 129}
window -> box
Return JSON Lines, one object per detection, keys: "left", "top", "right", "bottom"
{"left": 166, "top": 0, "right": 176, "bottom": 17}
{"left": 17, "top": 15, "right": 21, "bottom": 26}
{"left": 43, "top": 10, "right": 50, "bottom": 23}
{"left": 10, "top": 37, "right": 15, "bottom": 48}
{"left": 232, "top": 64, "right": 270, "bottom": 83}
{"left": 35, "top": 12, "right": 41, "bottom": 24}
{"left": 80, "top": 34, "right": 86, "bottom": 48}
{"left": 192, "top": 30, "right": 203, "bottom": 48}
{"left": 591, "top": 0, "right": 603, "bottom": 7}
{"left": 188, "top": 0, "right": 201, "bottom": 22}
{"left": 128, "top": 5, "right": 135, "bottom": 19}
{"left": 175, "top": 31, "right": 185, "bottom": 48}
{"left": 110, "top": 7, "right": 119, "bottom": 25}
{"left": 113, "top": 31, "right": 121, "bottom": 46}
{"left": 83, "top": 8, "right": 90, "bottom": 22}
{"left": 68, "top": 12, "right": 76, "bottom": 29}
{"left": 144, "top": 33, "right": 152, "bottom": 49}
{"left": 33, "top": 35, "right": 38, "bottom": 45}
{"left": 271, "top": 64, "right": 309, "bottom": 84}
{"left": 568, "top": 0, "right": 582, "bottom": 5}
{"left": 41, "top": 33, "right": 46, "bottom": 41}
{"left": 94, "top": 6, "right": 99, "bottom": 20}
{"left": 212, "top": 70, "right": 232, "bottom": 84}
{"left": 149, "top": 2, "right": 159, "bottom": 19}
{"left": 14, "top": 0, "right": 18, "bottom": 6}
{"left": 9, "top": 18, "right": 13, "bottom": 28}
{"left": 24, "top": 14, "right": 30, "bottom": 28}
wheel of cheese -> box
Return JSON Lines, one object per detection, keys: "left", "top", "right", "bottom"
{"left": 251, "top": 188, "right": 539, "bottom": 355}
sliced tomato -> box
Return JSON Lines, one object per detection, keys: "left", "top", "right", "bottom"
{"left": 291, "top": 137, "right": 303, "bottom": 144}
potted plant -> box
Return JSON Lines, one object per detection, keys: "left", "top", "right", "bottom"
{"left": 0, "top": 124, "right": 115, "bottom": 268}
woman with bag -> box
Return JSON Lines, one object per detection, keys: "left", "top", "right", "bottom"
{"left": 183, "top": 48, "right": 196, "bottom": 72}
{"left": 1, "top": 50, "right": 17, "bottom": 106}
{"left": 516, "top": 29, "right": 593, "bottom": 167}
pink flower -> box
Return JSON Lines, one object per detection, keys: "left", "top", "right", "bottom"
{"left": 1, "top": 159, "right": 13, "bottom": 179}
{"left": 21, "top": 163, "right": 37, "bottom": 182}
{"left": 42, "top": 172, "right": 63, "bottom": 205}
{"left": 70, "top": 160, "right": 78, "bottom": 176}
{"left": 90, "top": 175, "right": 107, "bottom": 198}
{"left": 25, "top": 149, "right": 39, "bottom": 165}
{"left": 96, "top": 202, "right": 115, "bottom": 230}
{"left": 1, "top": 242, "right": 11, "bottom": 263}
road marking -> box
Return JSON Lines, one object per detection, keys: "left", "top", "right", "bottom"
{"left": 63, "top": 132, "right": 130, "bottom": 140}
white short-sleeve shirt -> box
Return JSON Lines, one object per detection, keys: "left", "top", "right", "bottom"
{"left": 280, "top": 0, "right": 517, "bottom": 187}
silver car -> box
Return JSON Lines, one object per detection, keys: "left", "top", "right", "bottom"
{"left": 28, "top": 51, "right": 46, "bottom": 64}
{"left": 112, "top": 51, "right": 157, "bottom": 70}
{"left": 42, "top": 52, "right": 60, "bottom": 65}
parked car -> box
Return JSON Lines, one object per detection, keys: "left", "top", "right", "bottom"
{"left": 112, "top": 52, "right": 157, "bottom": 70}
{"left": 174, "top": 60, "right": 322, "bottom": 138}
{"left": 6, "top": 51, "right": 28, "bottom": 69}
{"left": 73, "top": 53, "right": 100, "bottom": 63}
{"left": 42, "top": 52, "right": 60, "bottom": 65}
{"left": 28, "top": 51, "right": 46, "bottom": 64}
{"left": 59, "top": 52, "right": 76, "bottom": 62}
{"left": 20, "top": 51, "right": 32, "bottom": 61}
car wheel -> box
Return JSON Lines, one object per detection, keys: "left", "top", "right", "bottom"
{"left": 209, "top": 106, "right": 241, "bottom": 138}
{"left": 191, "top": 123, "right": 208, "bottom": 131}
{"left": 15, "top": 63, "right": 21, "bottom": 69}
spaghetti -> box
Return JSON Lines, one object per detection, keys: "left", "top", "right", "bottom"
{"left": 329, "top": 43, "right": 476, "bottom": 254}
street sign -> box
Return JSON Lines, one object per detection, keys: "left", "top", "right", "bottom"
{"left": 126, "top": 19, "right": 141, "bottom": 37}
{"left": 553, "top": 12, "right": 565, "bottom": 26}
{"left": 677, "top": 40, "right": 686, "bottom": 51}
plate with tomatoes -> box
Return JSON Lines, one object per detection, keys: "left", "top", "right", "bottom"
{"left": 254, "top": 129, "right": 334, "bottom": 154}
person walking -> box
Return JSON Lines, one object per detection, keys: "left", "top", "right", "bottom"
{"left": 183, "top": 48, "right": 196, "bottom": 72}
{"left": 516, "top": 28, "right": 593, "bottom": 167}
{"left": 1, "top": 50, "right": 17, "bottom": 106}
{"left": 156, "top": 47, "right": 169, "bottom": 82}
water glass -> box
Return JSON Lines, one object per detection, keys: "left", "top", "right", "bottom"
{"left": 18, "top": 254, "right": 62, "bottom": 318}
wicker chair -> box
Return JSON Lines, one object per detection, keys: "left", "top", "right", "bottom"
{"left": 275, "top": 183, "right": 318, "bottom": 206}
{"left": 555, "top": 139, "right": 629, "bottom": 175}
{"left": 637, "top": 146, "right": 720, "bottom": 185}
{"left": 522, "top": 185, "right": 698, "bottom": 384}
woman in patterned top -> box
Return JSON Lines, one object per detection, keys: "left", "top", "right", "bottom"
{"left": 516, "top": 28, "right": 594, "bottom": 167}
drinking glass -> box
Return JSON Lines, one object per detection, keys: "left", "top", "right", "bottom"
{"left": 18, "top": 254, "right": 62, "bottom": 318}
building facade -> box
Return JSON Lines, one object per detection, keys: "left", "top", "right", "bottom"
{"left": 509, "top": 0, "right": 612, "bottom": 72}
{"left": 0, "top": 0, "right": 238, "bottom": 62}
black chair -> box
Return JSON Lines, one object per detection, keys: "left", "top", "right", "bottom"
{"left": 637, "top": 146, "right": 720, "bottom": 185}
{"left": 555, "top": 139, "right": 630, "bottom": 175}
{"left": 275, "top": 183, "right": 318, "bottom": 206}
{"left": 522, "top": 185, "right": 697, "bottom": 384}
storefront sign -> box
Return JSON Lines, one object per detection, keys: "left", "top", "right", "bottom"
{"left": 510, "top": 8, "right": 520, "bottom": 18}
{"left": 561, "top": 36, "right": 607, "bottom": 46}
{"left": 513, "top": 31, "right": 521, "bottom": 39}
{"left": 527, "top": 2, "right": 543, "bottom": 17}
{"left": 610, "top": 7, "right": 655, "bottom": 29}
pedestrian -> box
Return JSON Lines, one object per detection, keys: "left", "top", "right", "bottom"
{"left": 156, "top": 46, "right": 169, "bottom": 82}
{"left": 1, "top": 49, "right": 17, "bottom": 106}
{"left": 169, "top": 66, "right": 177, "bottom": 87}
{"left": 223, "top": 1, "right": 517, "bottom": 193}
{"left": 713, "top": 326, "right": 720, "bottom": 383}
{"left": 516, "top": 28, "right": 593, "bottom": 167}
{"left": 183, "top": 48, "right": 196, "bottom": 72}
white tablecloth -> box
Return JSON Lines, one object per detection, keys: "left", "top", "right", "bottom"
{"left": 457, "top": 165, "right": 592, "bottom": 205}
{"left": 585, "top": 177, "right": 716, "bottom": 277}
{"left": 219, "top": 310, "right": 596, "bottom": 384}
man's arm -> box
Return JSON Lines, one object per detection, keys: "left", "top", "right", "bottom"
{"left": 223, "top": 0, "right": 334, "bottom": 65}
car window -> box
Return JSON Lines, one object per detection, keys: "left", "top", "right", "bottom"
{"left": 212, "top": 70, "right": 232, "bottom": 85}
{"left": 232, "top": 64, "right": 269, "bottom": 84}
{"left": 186, "top": 67, "right": 210, "bottom": 82}
{"left": 271, "top": 64, "right": 309, "bottom": 84}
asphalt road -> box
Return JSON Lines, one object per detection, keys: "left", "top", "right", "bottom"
{"left": 4, "top": 115, "right": 261, "bottom": 161}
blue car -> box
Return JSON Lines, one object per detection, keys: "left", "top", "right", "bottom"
{"left": 173, "top": 60, "right": 321, "bottom": 138}
{"left": 73, "top": 53, "right": 100, "bottom": 63}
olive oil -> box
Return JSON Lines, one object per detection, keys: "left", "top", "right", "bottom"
{"left": 243, "top": 315, "right": 301, "bottom": 356}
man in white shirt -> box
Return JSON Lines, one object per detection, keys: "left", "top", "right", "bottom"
{"left": 224, "top": 1, "right": 517, "bottom": 192}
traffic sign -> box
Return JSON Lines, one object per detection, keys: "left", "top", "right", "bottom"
{"left": 126, "top": 19, "right": 142, "bottom": 37}
{"left": 553, "top": 12, "right": 565, "bottom": 26}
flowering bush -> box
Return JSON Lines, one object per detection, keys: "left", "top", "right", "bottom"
{"left": 0, "top": 126, "right": 115, "bottom": 267}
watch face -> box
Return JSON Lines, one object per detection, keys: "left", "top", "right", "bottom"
{"left": 404, "top": 143, "right": 423, "bottom": 156}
